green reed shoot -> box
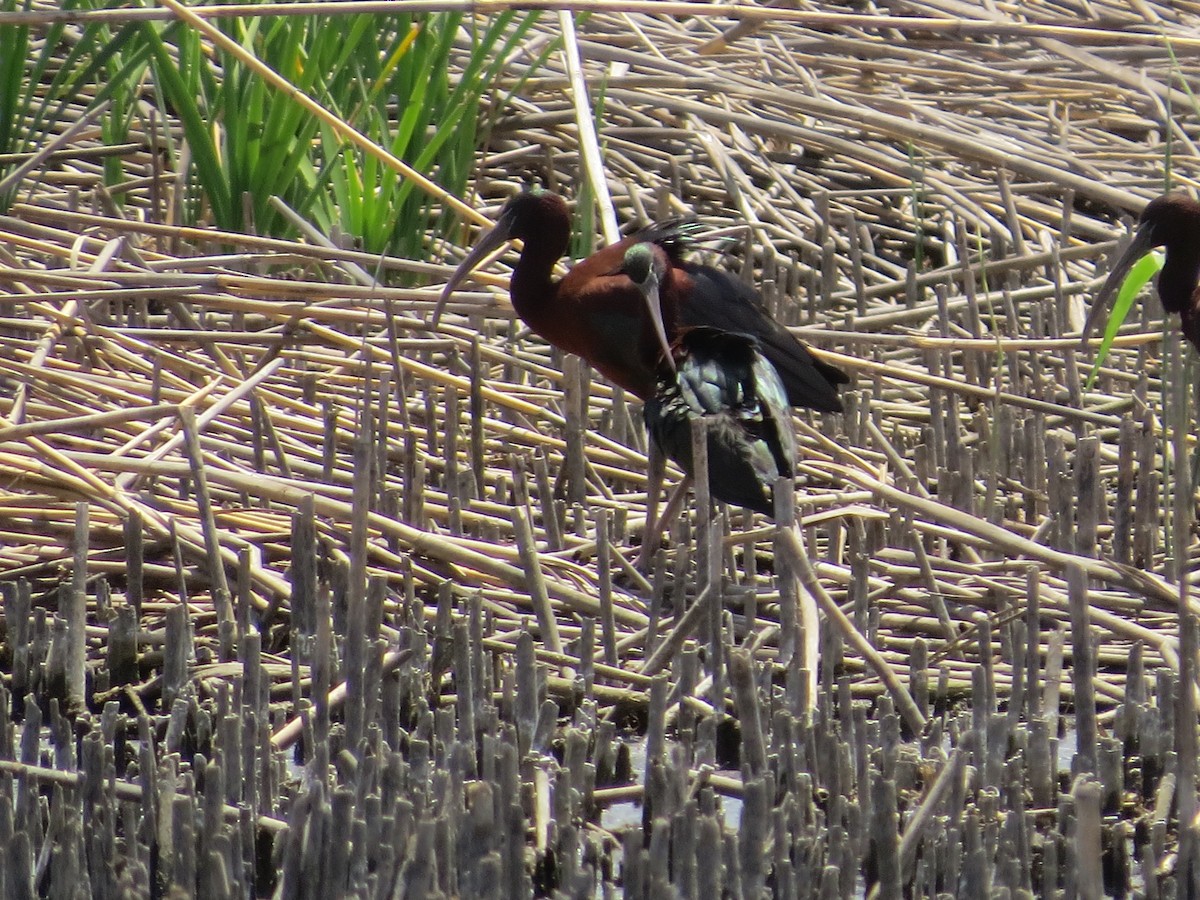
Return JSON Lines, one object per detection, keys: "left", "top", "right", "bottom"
{"left": 0, "top": 0, "right": 141, "bottom": 210}
{"left": 1084, "top": 250, "right": 1164, "bottom": 390}
{"left": 319, "top": 11, "right": 543, "bottom": 263}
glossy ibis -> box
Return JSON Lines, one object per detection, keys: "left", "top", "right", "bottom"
{"left": 435, "top": 189, "right": 849, "bottom": 410}
{"left": 625, "top": 240, "right": 822, "bottom": 706}
{"left": 624, "top": 242, "right": 797, "bottom": 517}
{"left": 1083, "top": 192, "right": 1200, "bottom": 353}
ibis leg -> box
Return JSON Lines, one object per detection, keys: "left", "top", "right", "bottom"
{"left": 637, "top": 475, "right": 692, "bottom": 573}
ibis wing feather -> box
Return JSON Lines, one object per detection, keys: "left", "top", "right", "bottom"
{"left": 750, "top": 350, "right": 798, "bottom": 480}
{"left": 631, "top": 219, "right": 710, "bottom": 262}
{"left": 676, "top": 264, "right": 847, "bottom": 413}
{"left": 645, "top": 328, "right": 795, "bottom": 517}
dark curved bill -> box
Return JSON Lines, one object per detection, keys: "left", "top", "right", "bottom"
{"left": 1081, "top": 226, "right": 1156, "bottom": 347}
{"left": 431, "top": 217, "right": 515, "bottom": 329}
{"left": 630, "top": 258, "right": 676, "bottom": 374}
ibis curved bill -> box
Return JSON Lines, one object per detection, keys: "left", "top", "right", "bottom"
{"left": 1082, "top": 192, "right": 1200, "bottom": 353}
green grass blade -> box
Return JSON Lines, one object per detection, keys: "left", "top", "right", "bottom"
{"left": 0, "top": 2, "right": 31, "bottom": 160}
{"left": 2, "top": 0, "right": 150, "bottom": 210}
{"left": 142, "top": 22, "right": 232, "bottom": 228}
{"left": 1085, "top": 250, "right": 1164, "bottom": 390}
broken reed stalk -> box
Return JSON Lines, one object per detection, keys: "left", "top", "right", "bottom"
{"left": 779, "top": 524, "right": 925, "bottom": 736}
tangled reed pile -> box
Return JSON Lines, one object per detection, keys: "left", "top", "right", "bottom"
{"left": 1, "top": 1, "right": 1199, "bottom": 896}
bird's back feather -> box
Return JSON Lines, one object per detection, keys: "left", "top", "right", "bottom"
{"left": 676, "top": 263, "right": 847, "bottom": 413}
{"left": 645, "top": 328, "right": 796, "bottom": 517}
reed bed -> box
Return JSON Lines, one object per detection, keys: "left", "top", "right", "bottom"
{"left": 1, "top": 0, "right": 1199, "bottom": 896}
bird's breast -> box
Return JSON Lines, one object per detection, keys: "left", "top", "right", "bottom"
{"left": 578, "top": 307, "right": 661, "bottom": 397}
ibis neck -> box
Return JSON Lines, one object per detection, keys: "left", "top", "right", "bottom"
{"left": 1159, "top": 249, "right": 1200, "bottom": 316}
{"left": 510, "top": 230, "right": 570, "bottom": 322}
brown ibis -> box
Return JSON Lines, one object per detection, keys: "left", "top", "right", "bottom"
{"left": 435, "top": 189, "right": 849, "bottom": 411}
{"left": 1083, "top": 192, "right": 1200, "bottom": 353}
{"left": 625, "top": 239, "right": 822, "bottom": 706}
